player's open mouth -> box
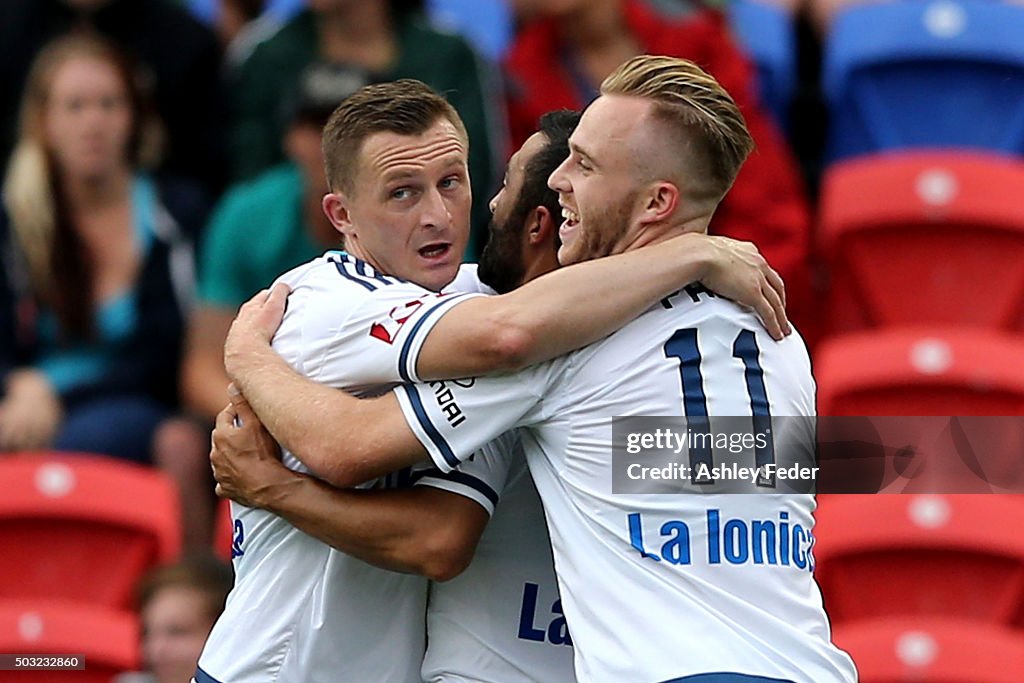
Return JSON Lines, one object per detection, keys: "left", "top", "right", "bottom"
{"left": 418, "top": 243, "right": 451, "bottom": 260}
{"left": 561, "top": 207, "right": 580, "bottom": 227}
{"left": 559, "top": 207, "right": 581, "bottom": 241}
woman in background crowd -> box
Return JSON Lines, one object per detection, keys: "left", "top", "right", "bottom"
{"left": 0, "top": 34, "right": 213, "bottom": 551}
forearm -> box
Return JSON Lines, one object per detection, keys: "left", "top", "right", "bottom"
{"left": 227, "top": 349, "right": 426, "bottom": 485}
{"left": 258, "top": 475, "right": 478, "bottom": 581}
{"left": 418, "top": 233, "right": 714, "bottom": 379}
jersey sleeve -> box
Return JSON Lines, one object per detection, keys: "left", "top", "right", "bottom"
{"left": 394, "top": 363, "right": 559, "bottom": 473}
{"left": 411, "top": 430, "right": 519, "bottom": 516}
{"left": 273, "top": 253, "right": 486, "bottom": 388}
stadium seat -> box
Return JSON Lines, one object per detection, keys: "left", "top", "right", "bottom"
{"left": 832, "top": 616, "right": 1024, "bottom": 682}
{"left": 0, "top": 599, "right": 139, "bottom": 682}
{"left": 214, "top": 498, "right": 235, "bottom": 562}
{"left": 814, "top": 495, "right": 1024, "bottom": 626}
{"left": 0, "top": 453, "right": 181, "bottom": 610}
{"left": 815, "top": 329, "right": 1024, "bottom": 416}
{"left": 823, "top": 0, "right": 1024, "bottom": 161}
{"left": 819, "top": 151, "right": 1024, "bottom": 334}
{"left": 729, "top": 0, "right": 797, "bottom": 129}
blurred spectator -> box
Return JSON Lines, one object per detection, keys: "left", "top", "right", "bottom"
{"left": 182, "top": 62, "right": 366, "bottom": 423}
{"left": 212, "top": 0, "right": 284, "bottom": 72}
{"left": 114, "top": 554, "right": 233, "bottom": 683}
{"left": 0, "top": 34, "right": 213, "bottom": 551}
{"left": 0, "top": 0, "right": 227, "bottom": 195}
{"left": 228, "top": 0, "right": 503, "bottom": 256}
{"left": 503, "top": 0, "right": 815, "bottom": 330}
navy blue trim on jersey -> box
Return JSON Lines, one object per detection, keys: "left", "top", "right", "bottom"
{"left": 193, "top": 666, "right": 224, "bottom": 683}
{"left": 397, "top": 296, "right": 466, "bottom": 382}
{"left": 333, "top": 258, "right": 377, "bottom": 291}
{"left": 329, "top": 252, "right": 402, "bottom": 290}
{"left": 412, "top": 466, "right": 500, "bottom": 507}
{"left": 659, "top": 674, "right": 794, "bottom": 683}
{"left": 353, "top": 257, "right": 396, "bottom": 285}
{"left": 400, "top": 384, "right": 460, "bottom": 468}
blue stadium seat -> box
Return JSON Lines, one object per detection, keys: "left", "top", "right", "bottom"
{"left": 729, "top": 0, "right": 797, "bottom": 129}
{"left": 426, "top": 0, "right": 513, "bottom": 63}
{"left": 824, "top": 0, "right": 1024, "bottom": 161}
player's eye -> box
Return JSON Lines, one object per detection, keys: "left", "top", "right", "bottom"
{"left": 440, "top": 175, "right": 461, "bottom": 190}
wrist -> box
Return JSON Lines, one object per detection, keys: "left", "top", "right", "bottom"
{"left": 224, "top": 336, "right": 270, "bottom": 385}
{"left": 678, "top": 233, "right": 715, "bottom": 284}
{"left": 259, "top": 471, "right": 306, "bottom": 512}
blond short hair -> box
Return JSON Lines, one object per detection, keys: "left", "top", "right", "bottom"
{"left": 601, "top": 55, "right": 754, "bottom": 202}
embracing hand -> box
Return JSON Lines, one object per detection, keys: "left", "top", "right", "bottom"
{"left": 210, "top": 387, "right": 290, "bottom": 509}
{"left": 224, "top": 282, "right": 291, "bottom": 381}
{"left": 697, "top": 236, "right": 790, "bottom": 340}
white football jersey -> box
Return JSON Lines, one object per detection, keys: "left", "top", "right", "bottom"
{"left": 423, "top": 431, "right": 576, "bottom": 683}
{"left": 396, "top": 288, "right": 858, "bottom": 683}
{"left": 197, "top": 252, "right": 491, "bottom": 683}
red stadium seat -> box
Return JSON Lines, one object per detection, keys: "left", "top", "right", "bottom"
{"left": 819, "top": 151, "right": 1024, "bottom": 335}
{"left": 0, "top": 453, "right": 181, "bottom": 610}
{"left": 213, "top": 498, "right": 235, "bottom": 562}
{"left": 816, "top": 328, "right": 1024, "bottom": 416}
{"left": 0, "top": 599, "right": 139, "bottom": 682}
{"left": 814, "top": 495, "right": 1024, "bottom": 627}
{"left": 833, "top": 616, "right": 1024, "bottom": 683}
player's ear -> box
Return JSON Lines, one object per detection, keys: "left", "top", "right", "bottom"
{"left": 323, "top": 192, "right": 354, "bottom": 237}
{"left": 639, "top": 181, "right": 680, "bottom": 226}
{"left": 526, "top": 206, "right": 556, "bottom": 247}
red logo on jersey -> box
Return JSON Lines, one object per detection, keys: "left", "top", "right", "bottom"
{"left": 369, "top": 298, "right": 426, "bottom": 344}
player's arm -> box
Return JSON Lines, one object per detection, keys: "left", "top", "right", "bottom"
{"left": 181, "top": 305, "right": 236, "bottom": 421}
{"left": 219, "top": 381, "right": 427, "bottom": 488}
{"left": 416, "top": 231, "right": 788, "bottom": 379}
{"left": 213, "top": 398, "right": 486, "bottom": 581}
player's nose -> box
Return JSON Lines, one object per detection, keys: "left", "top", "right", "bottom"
{"left": 548, "top": 157, "right": 571, "bottom": 194}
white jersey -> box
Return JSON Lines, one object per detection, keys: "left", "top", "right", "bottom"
{"left": 197, "top": 252, "right": 490, "bottom": 683}
{"left": 424, "top": 431, "right": 576, "bottom": 683}
{"left": 397, "top": 287, "right": 858, "bottom": 683}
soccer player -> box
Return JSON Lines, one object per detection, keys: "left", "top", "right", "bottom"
{"left": 218, "top": 57, "right": 858, "bottom": 682}
{"left": 209, "top": 109, "right": 582, "bottom": 682}
{"left": 196, "top": 77, "right": 788, "bottom": 683}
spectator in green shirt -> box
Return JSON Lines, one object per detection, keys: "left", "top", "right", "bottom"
{"left": 227, "top": 0, "right": 504, "bottom": 257}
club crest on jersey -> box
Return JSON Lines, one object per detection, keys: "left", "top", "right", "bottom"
{"left": 369, "top": 298, "right": 425, "bottom": 344}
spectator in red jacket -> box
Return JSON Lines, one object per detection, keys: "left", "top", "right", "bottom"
{"left": 504, "top": 0, "right": 815, "bottom": 331}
